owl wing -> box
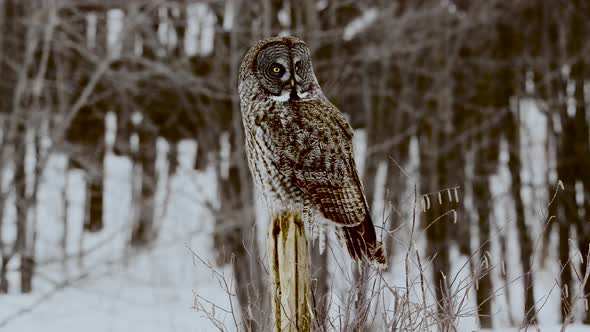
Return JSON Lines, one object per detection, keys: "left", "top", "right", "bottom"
{"left": 272, "top": 98, "right": 386, "bottom": 265}
{"left": 275, "top": 98, "right": 368, "bottom": 227}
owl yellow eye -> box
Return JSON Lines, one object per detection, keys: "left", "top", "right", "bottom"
{"left": 272, "top": 66, "right": 281, "bottom": 73}
{"left": 294, "top": 61, "right": 301, "bottom": 74}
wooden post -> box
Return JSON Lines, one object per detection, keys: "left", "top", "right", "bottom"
{"left": 267, "top": 211, "right": 311, "bottom": 331}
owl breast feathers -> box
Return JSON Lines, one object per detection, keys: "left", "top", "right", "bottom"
{"left": 238, "top": 36, "right": 386, "bottom": 266}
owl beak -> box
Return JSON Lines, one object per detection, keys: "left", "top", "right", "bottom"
{"left": 290, "top": 79, "right": 295, "bottom": 88}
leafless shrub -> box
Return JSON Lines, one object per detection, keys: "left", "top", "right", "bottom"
{"left": 188, "top": 186, "right": 505, "bottom": 332}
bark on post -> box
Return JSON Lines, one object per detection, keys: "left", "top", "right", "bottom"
{"left": 267, "top": 211, "right": 311, "bottom": 332}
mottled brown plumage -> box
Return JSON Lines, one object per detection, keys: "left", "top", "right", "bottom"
{"left": 238, "top": 36, "right": 386, "bottom": 266}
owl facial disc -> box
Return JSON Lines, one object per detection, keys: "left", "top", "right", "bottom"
{"left": 247, "top": 39, "right": 319, "bottom": 103}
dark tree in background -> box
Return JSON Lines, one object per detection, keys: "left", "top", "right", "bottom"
{"left": 1, "top": 0, "right": 34, "bottom": 294}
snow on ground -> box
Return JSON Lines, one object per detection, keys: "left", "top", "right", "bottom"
{"left": 0, "top": 140, "right": 234, "bottom": 332}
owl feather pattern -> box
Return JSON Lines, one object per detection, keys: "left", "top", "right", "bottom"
{"left": 238, "top": 36, "right": 386, "bottom": 266}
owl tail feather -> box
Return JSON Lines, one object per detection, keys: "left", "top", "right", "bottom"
{"left": 341, "top": 214, "right": 387, "bottom": 267}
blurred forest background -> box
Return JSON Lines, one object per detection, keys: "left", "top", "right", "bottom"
{"left": 0, "top": 0, "right": 589, "bottom": 331}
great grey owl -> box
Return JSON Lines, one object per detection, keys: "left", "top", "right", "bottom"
{"left": 238, "top": 36, "right": 386, "bottom": 266}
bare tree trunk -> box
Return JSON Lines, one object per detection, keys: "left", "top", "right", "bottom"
{"left": 0, "top": 0, "right": 7, "bottom": 294}
{"left": 61, "top": 161, "right": 70, "bottom": 276}
{"left": 113, "top": 110, "right": 133, "bottom": 156}
{"left": 0, "top": 0, "right": 24, "bottom": 294}
{"left": 0, "top": 127, "right": 8, "bottom": 290}
{"left": 63, "top": 3, "right": 107, "bottom": 234}
{"left": 506, "top": 108, "right": 537, "bottom": 324}
{"left": 0, "top": 118, "right": 8, "bottom": 293}
{"left": 15, "top": 121, "right": 30, "bottom": 293}
{"left": 0, "top": 257, "right": 8, "bottom": 293}
{"left": 419, "top": 32, "right": 455, "bottom": 324}
{"left": 23, "top": 119, "right": 45, "bottom": 294}
{"left": 472, "top": 20, "right": 519, "bottom": 327}
{"left": 194, "top": 137, "right": 211, "bottom": 171}
{"left": 85, "top": 149, "right": 105, "bottom": 232}
{"left": 10, "top": 1, "right": 36, "bottom": 287}
{"left": 448, "top": 114, "right": 470, "bottom": 257}
{"left": 130, "top": 126, "right": 157, "bottom": 247}
{"left": 168, "top": 141, "right": 178, "bottom": 176}
{"left": 540, "top": 115, "right": 557, "bottom": 270}
{"left": 576, "top": 105, "right": 590, "bottom": 325}
{"left": 568, "top": 9, "right": 590, "bottom": 323}
{"left": 420, "top": 130, "right": 451, "bottom": 320}
{"left": 546, "top": 8, "right": 576, "bottom": 321}
{"left": 573, "top": 76, "right": 589, "bottom": 323}
{"left": 555, "top": 106, "right": 580, "bottom": 322}
{"left": 472, "top": 155, "right": 493, "bottom": 328}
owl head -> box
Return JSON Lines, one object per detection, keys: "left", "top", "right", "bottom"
{"left": 239, "top": 36, "right": 321, "bottom": 102}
